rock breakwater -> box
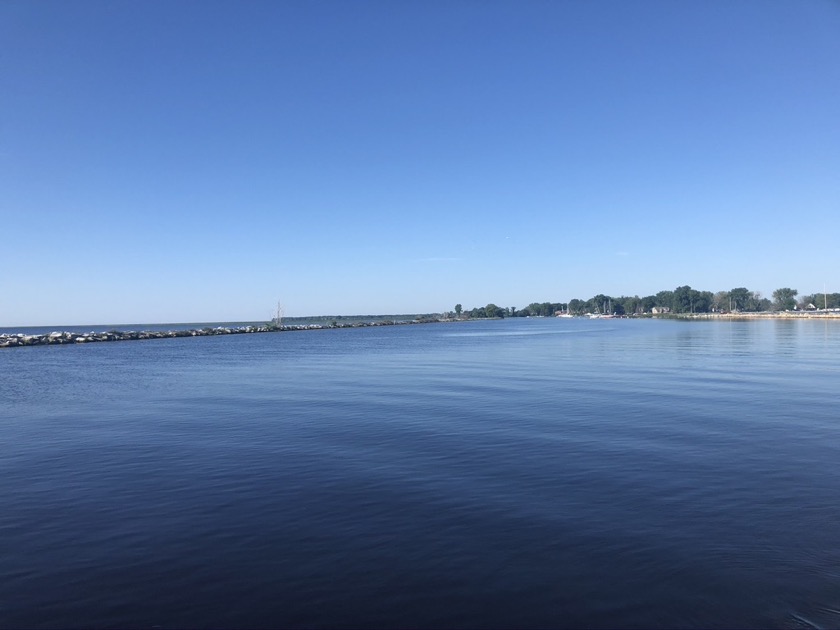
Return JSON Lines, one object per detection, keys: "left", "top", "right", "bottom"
{"left": 0, "top": 318, "right": 445, "bottom": 349}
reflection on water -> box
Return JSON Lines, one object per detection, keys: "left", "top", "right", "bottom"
{"left": 772, "top": 318, "right": 800, "bottom": 357}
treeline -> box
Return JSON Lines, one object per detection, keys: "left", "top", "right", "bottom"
{"left": 452, "top": 287, "right": 840, "bottom": 319}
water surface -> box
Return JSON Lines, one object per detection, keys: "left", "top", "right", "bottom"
{"left": 1, "top": 318, "right": 839, "bottom": 628}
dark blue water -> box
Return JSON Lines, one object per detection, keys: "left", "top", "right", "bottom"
{"left": 1, "top": 318, "right": 839, "bottom": 629}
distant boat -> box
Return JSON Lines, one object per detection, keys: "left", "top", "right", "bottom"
{"left": 588, "top": 300, "right": 614, "bottom": 319}
{"left": 557, "top": 305, "right": 574, "bottom": 318}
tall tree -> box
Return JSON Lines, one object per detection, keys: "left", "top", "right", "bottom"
{"left": 747, "top": 291, "right": 769, "bottom": 312}
{"left": 655, "top": 290, "right": 675, "bottom": 310}
{"left": 729, "top": 287, "right": 750, "bottom": 312}
{"left": 485, "top": 303, "right": 503, "bottom": 318}
{"left": 713, "top": 291, "right": 728, "bottom": 312}
{"left": 641, "top": 295, "right": 657, "bottom": 313}
{"left": 569, "top": 299, "right": 584, "bottom": 314}
{"left": 672, "top": 286, "right": 694, "bottom": 313}
{"left": 772, "top": 288, "right": 798, "bottom": 311}
{"left": 621, "top": 295, "right": 641, "bottom": 315}
{"left": 694, "top": 291, "right": 714, "bottom": 313}
{"left": 526, "top": 302, "right": 542, "bottom": 316}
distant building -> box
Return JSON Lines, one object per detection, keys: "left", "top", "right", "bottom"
{"left": 651, "top": 306, "right": 671, "bottom": 314}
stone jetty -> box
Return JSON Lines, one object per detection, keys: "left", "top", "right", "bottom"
{"left": 0, "top": 318, "right": 444, "bottom": 349}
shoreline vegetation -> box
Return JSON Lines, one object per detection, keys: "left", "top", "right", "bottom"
{"left": 2, "top": 310, "right": 839, "bottom": 349}
{"left": 453, "top": 286, "right": 839, "bottom": 320}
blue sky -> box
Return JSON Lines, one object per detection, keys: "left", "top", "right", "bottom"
{"left": 2, "top": 0, "right": 839, "bottom": 325}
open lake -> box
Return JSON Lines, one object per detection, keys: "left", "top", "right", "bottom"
{"left": 1, "top": 317, "right": 839, "bottom": 628}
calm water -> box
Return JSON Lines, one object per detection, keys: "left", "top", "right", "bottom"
{"left": 1, "top": 318, "right": 839, "bottom": 629}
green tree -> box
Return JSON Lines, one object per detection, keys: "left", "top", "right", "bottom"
{"left": 655, "top": 290, "right": 675, "bottom": 311}
{"left": 569, "top": 299, "right": 584, "bottom": 315}
{"left": 670, "top": 286, "right": 712, "bottom": 313}
{"left": 772, "top": 288, "right": 798, "bottom": 311}
{"left": 713, "top": 291, "right": 728, "bottom": 312}
{"left": 672, "top": 286, "right": 694, "bottom": 313}
{"left": 801, "top": 292, "right": 840, "bottom": 309}
{"left": 485, "top": 303, "right": 503, "bottom": 318}
{"left": 694, "top": 291, "right": 713, "bottom": 313}
{"left": 454, "top": 304, "right": 462, "bottom": 317}
{"left": 620, "top": 295, "right": 641, "bottom": 315}
{"left": 745, "top": 290, "right": 768, "bottom": 312}
{"left": 728, "top": 287, "right": 750, "bottom": 312}
{"left": 640, "top": 295, "right": 657, "bottom": 313}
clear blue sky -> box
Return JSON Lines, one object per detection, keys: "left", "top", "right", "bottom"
{"left": 2, "top": 0, "right": 839, "bottom": 325}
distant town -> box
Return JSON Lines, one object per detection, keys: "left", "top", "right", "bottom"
{"left": 450, "top": 286, "right": 840, "bottom": 319}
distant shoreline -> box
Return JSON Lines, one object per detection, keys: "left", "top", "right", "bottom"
{"left": 4, "top": 311, "right": 839, "bottom": 348}
{"left": 658, "top": 311, "right": 840, "bottom": 320}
